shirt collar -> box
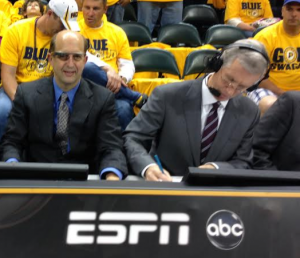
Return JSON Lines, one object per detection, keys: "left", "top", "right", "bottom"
{"left": 202, "top": 73, "right": 228, "bottom": 109}
{"left": 53, "top": 77, "right": 80, "bottom": 105}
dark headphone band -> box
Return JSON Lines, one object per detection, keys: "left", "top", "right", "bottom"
{"left": 222, "top": 42, "right": 270, "bottom": 65}
{"left": 205, "top": 42, "right": 270, "bottom": 91}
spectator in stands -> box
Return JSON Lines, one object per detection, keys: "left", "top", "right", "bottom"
{"left": 76, "top": 0, "right": 130, "bottom": 23}
{"left": 137, "top": 0, "right": 183, "bottom": 33}
{"left": 253, "top": 91, "right": 300, "bottom": 171}
{"left": 224, "top": 0, "right": 273, "bottom": 37}
{"left": 123, "top": 39, "right": 269, "bottom": 181}
{"left": 249, "top": 0, "right": 300, "bottom": 113}
{"left": 106, "top": 0, "right": 130, "bottom": 23}
{"left": 1, "top": 30, "right": 128, "bottom": 180}
{"left": 79, "top": 0, "right": 147, "bottom": 130}
{"left": 0, "top": 0, "right": 79, "bottom": 140}
{"left": 22, "top": 0, "right": 44, "bottom": 18}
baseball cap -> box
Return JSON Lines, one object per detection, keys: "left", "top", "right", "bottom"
{"left": 283, "top": 0, "right": 300, "bottom": 5}
{"left": 49, "top": 0, "right": 80, "bottom": 31}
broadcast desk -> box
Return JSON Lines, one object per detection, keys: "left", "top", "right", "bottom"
{"left": 0, "top": 179, "right": 300, "bottom": 258}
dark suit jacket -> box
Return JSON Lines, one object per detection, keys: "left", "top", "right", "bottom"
{"left": 123, "top": 78, "right": 260, "bottom": 176}
{"left": 1, "top": 77, "right": 128, "bottom": 176}
{"left": 253, "top": 91, "right": 300, "bottom": 171}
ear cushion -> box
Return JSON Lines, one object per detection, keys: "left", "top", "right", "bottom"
{"left": 206, "top": 53, "right": 223, "bottom": 72}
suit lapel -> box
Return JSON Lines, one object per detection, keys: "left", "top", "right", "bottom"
{"left": 206, "top": 98, "right": 238, "bottom": 161}
{"left": 36, "top": 77, "right": 55, "bottom": 142}
{"left": 183, "top": 79, "right": 203, "bottom": 166}
{"left": 68, "top": 79, "right": 93, "bottom": 150}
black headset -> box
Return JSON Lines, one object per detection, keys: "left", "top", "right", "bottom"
{"left": 205, "top": 42, "right": 270, "bottom": 91}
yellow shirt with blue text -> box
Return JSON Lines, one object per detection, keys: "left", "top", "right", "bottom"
{"left": 1, "top": 17, "right": 53, "bottom": 84}
{"left": 78, "top": 18, "right": 132, "bottom": 72}
{"left": 254, "top": 21, "right": 300, "bottom": 91}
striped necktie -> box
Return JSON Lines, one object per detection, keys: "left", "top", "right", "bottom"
{"left": 55, "top": 93, "right": 69, "bottom": 155}
{"left": 200, "top": 102, "right": 220, "bottom": 164}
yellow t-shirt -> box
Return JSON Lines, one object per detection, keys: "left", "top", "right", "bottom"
{"left": 0, "top": 10, "right": 11, "bottom": 37}
{"left": 0, "top": 0, "right": 12, "bottom": 16}
{"left": 207, "top": 0, "right": 226, "bottom": 9}
{"left": 77, "top": 11, "right": 84, "bottom": 21}
{"left": 254, "top": 21, "right": 300, "bottom": 91}
{"left": 79, "top": 18, "right": 132, "bottom": 72}
{"left": 224, "top": 0, "right": 273, "bottom": 24}
{"left": 107, "top": 0, "right": 119, "bottom": 6}
{"left": 10, "top": 0, "right": 25, "bottom": 24}
{"left": 1, "top": 17, "right": 53, "bottom": 83}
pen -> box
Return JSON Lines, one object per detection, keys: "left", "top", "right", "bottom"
{"left": 154, "top": 155, "right": 164, "bottom": 174}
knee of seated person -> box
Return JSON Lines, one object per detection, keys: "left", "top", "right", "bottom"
{"left": 115, "top": 99, "right": 134, "bottom": 131}
{"left": 82, "top": 63, "right": 108, "bottom": 87}
{"left": 258, "top": 95, "right": 278, "bottom": 117}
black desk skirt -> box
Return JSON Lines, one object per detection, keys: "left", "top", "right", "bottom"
{"left": 0, "top": 180, "right": 299, "bottom": 258}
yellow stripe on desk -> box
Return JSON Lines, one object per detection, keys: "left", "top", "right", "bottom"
{"left": 1, "top": 188, "right": 300, "bottom": 198}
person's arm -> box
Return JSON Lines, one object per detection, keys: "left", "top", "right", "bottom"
{"left": 96, "top": 91, "right": 128, "bottom": 179}
{"left": 227, "top": 18, "right": 255, "bottom": 31}
{"left": 237, "top": 22, "right": 256, "bottom": 31}
{"left": 117, "top": 58, "right": 135, "bottom": 83}
{"left": 101, "top": 65, "right": 124, "bottom": 93}
{"left": 258, "top": 79, "right": 285, "bottom": 96}
{"left": 1, "top": 85, "right": 28, "bottom": 161}
{"left": 1, "top": 63, "right": 18, "bottom": 100}
{"left": 86, "top": 51, "right": 124, "bottom": 93}
{"left": 123, "top": 86, "right": 166, "bottom": 177}
{"left": 116, "top": 28, "right": 134, "bottom": 84}
{"left": 253, "top": 93, "right": 293, "bottom": 169}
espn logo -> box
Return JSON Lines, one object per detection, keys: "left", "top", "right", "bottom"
{"left": 67, "top": 212, "right": 190, "bottom": 245}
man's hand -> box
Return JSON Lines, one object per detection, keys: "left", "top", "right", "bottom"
{"left": 145, "top": 165, "right": 172, "bottom": 182}
{"left": 105, "top": 172, "right": 120, "bottom": 181}
{"left": 101, "top": 65, "right": 125, "bottom": 94}
{"left": 118, "top": 0, "right": 130, "bottom": 7}
{"left": 198, "top": 164, "right": 216, "bottom": 169}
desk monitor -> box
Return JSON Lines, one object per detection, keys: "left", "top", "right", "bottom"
{"left": 184, "top": 167, "right": 300, "bottom": 186}
{"left": 0, "top": 162, "right": 88, "bottom": 180}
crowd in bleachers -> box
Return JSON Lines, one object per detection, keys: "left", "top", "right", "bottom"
{"left": 0, "top": 0, "right": 300, "bottom": 180}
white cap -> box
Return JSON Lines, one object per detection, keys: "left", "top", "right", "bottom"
{"left": 49, "top": 0, "right": 80, "bottom": 32}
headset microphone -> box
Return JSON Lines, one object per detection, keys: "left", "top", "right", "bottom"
{"left": 208, "top": 87, "right": 221, "bottom": 97}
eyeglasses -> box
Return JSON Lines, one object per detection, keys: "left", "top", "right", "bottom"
{"left": 52, "top": 52, "right": 86, "bottom": 61}
{"left": 220, "top": 69, "right": 249, "bottom": 93}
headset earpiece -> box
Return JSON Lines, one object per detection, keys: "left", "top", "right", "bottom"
{"left": 205, "top": 53, "right": 223, "bottom": 73}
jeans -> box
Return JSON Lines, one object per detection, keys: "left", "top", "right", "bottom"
{"left": 82, "top": 62, "right": 135, "bottom": 130}
{"left": 82, "top": 63, "right": 140, "bottom": 102}
{"left": 137, "top": 1, "right": 183, "bottom": 33}
{"left": 0, "top": 88, "right": 12, "bottom": 140}
{"left": 107, "top": 4, "right": 125, "bottom": 23}
{"left": 243, "top": 30, "right": 254, "bottom": 38}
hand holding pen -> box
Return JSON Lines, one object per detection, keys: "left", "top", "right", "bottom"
{"left": 144, "top": 155, "right": 172, "bottom": 182}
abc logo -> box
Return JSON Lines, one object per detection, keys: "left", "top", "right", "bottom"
{"left": 206, "top": 210, "right": 244, "bottom": 250}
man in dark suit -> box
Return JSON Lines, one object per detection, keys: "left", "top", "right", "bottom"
{"left": 1, "top": 30, "right": 128, "bottom": 180}
{"left": 253, "top": 91, "right": 300, "bottom": 171}
{"left": 123, "top": 39, "right": 269, "bottom": 181}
